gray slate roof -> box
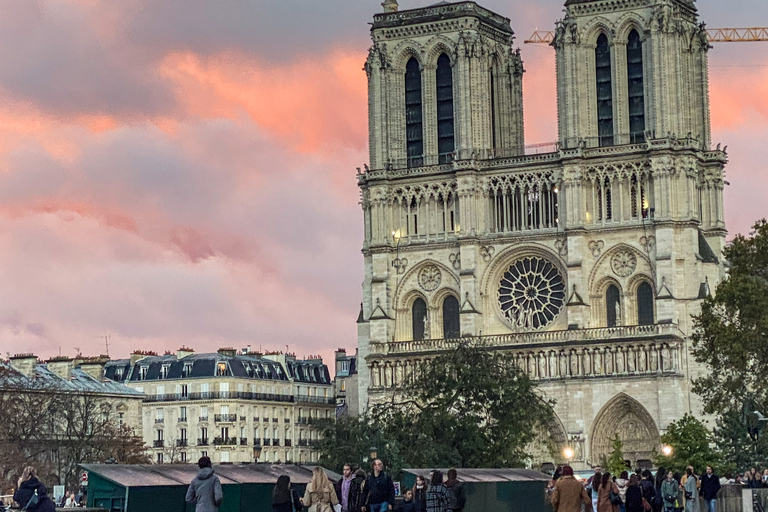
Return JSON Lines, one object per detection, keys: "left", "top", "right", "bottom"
{"left": 0, "top": 361, "right": 144, "bottom": 397}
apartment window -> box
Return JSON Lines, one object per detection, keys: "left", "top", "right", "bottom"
{"left": 180, "top": 428, "right": 187, "bottom": 442}
{"left": 627, "top": 29, "right": 645, "bottom": 143}
{"left": 139, "top": 366, "right": 148, "bottom": 380}
{"left": 181, "top": 452, "right": 187, "bottom": 463}
{"left": 160, "top": 364, "right": 170, "bottom": 379}
{"left": 201, "top": 383, "right": 210, "bottom": 398}
{"left": 436, "top": 53, "right": 454, "bottom": 163}
{"left": 341, "top": 360, "right": 350, "bottom": 373}
{"left": 405, "top": 57, "right": 423, "bottom": 167}
{"left": 156, "top": 385, "right": 165, "bottom": 399}
{"left": 221, "top": 427, "right": 230, "bottom": 439}
{"left": 201, "top": 427, "right": 208, "bottom": 440}
{"left": 217, "top": 362, "right": 228, "bottom": 376}
{"left": 157, "top": 453, "right": 163, "bottom": 464}
{"left": 118, "top": 412, "right": 124, "bottom": 426}
{"left": 340, "top": 380, "right": 346, "bottom": 392}
{"left": 201, "top": 406, "right": 208, "bottom": 421}
{"left": 156, "top": 409, "right": 164, "bottom": 422}
{"left": 595, "top": 34, "right": 614, "bottom": 147}
{"left": 220, "top": 382, "right": 229, "bottom": 398}
{"left": 182, "top": 363, "right": 193, "bottom": 377}
{"left": 180, "top": 407, "right": 187, "bottom": 422}
{"left": 201, "top": 451, "right": 208, "bottom": 458}
{"left": 156, "top": 429, "right": 164, "bottom": 441}
{"left": 115, "top": 367, "right": 124, "bottom": 379}
{"left": 181, "top": 384, "right": 188, "bottom": 398}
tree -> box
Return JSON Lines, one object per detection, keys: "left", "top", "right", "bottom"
{"left": 653, "top": 414, "right": 724, "bottom": 474}
{"left": 604, "top": 434, "right": 627, "bottom": 476}
{"left": 691, "top": 219, "right": 768, "bottom": 467}
{"left": 374, "top": 340, "right": 555, "bottom": 469}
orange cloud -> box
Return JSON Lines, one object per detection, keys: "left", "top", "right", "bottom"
{"left": 159, "top": 49, "right": 369, "bottom": 155}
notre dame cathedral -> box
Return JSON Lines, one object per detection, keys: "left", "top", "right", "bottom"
{"left": 355, "top": 0, "right": 726, "bottom": 469}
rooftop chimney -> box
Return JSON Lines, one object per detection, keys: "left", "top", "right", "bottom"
{"left": 46, "top": 357, "right": 73, "bottom": 381}
{"left": 79, "top": 356, "right": 110, "bottom": 382}
{"left": 177, "top": 346, "right": 195, "bottom": 360}
{"left": 9, "top": 353, "right": 39, "bottom": 378}
{"left": 218, "top": 347, "right": 237, "bottom": 357}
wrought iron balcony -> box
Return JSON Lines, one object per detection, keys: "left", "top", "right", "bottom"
{"left": 298, "top": 439, "right": 308, "bottom": 447}
{"left": 199, "top": 416, "right": 209, "bottom": 422}
{"left": 214, "top": 414, "right": 238, "bottom": 422}
{"left": 154, "top": 418, "right": 164, "bottom": 424}
{"left": 153, "top": 440, "right": 164, "bottom": 448}
{"left": 212, "top": 437, "right": 237, "bottom": 446}
{"left": 263, "top": 438, "right": 271, "bottom": 446}
{"left": 176, "top": 439, "right": 188, "bottom": 447}
{"left": 240, "top": 437, "right": 248, "bottom": 446}
{"left": 197, "top": 438, "right": 209, "bottom": 446}
{"left": 284, "top": 439, "right": 292, "bottom": 447}
{"left": 273, "top": 439, "right": 280, "bottom": 446}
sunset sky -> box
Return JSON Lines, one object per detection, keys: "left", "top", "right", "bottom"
{"left": 1, "top": 0, "right": 766, "bottom": 367}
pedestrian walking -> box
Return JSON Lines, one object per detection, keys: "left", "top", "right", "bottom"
{"left": 653, "top": 467, "right": 667, "bottom": 512}
{"left": 587, "top": 465, "right": 603, "bottom": 512}
{"left": 303, "top": 467, "right": 340, "bottom": 512}
{"left": 700, "top": 466, "right": 721, "bottom": 512}
{"left": 364, "top": 459, "right": 395, "bottom": 512}
{"left": 444, "top": 469, "right": 465, "bottom": 512}
{"left": 349, "top": 470, "right": 368, "bottom": 512}
{"left": 412, "top": 474, "right": 428, "bottom": 512}
{"left": 641, "top": 469, "right": 656, "bottom": 510}
{"left": 13, "top": 467, "right": 56, "bottom": 512}
{"left": 425, "top": 471, "right": 450, "bottom": 512}
{"left": 185, "top": 456, "right": 224, "bottom": 512}
{"left": 661, "top": 471, "right": 678, "bottom": 512}
{"left": 625, "top": 475, "right": 644, "bottom": 512}
{"left": 335, "top": 464, "right": 355, "bottom": 512}
{"left": 597, "top": 472, "right": 620, "bottom": 512}
{"left": 551, "top": 466, "right": 592, "bottom": 512}
{"left": 272, "top": 475, "right": 302, "bottom": 512}
{"left": 616, "top": 471, "right": 630, "bottom": 512}
{"left": 683, "top": 468, "right": 699, "bottom": 512}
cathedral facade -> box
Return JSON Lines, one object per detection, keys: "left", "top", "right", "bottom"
{"left": 356, "top": 0, "right": 726, "bottom": 469}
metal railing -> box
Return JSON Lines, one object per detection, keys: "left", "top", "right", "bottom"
{"left": 144, "top": 391, "right": 298, "bottom": 404}
{"left": 239, "top": 437, "right": 248, "bottom": 446}
{"left": 214, "top": 414, "right": 238, "bottom": 422}
{"left": 153, "top": 440, "right": 164, "bottom": 448}
{"left": 154, "top": 418, "right": 164, "bottom": 424}
{"left": 176, "top": 439, "right": 188, "bottom": 447}
{"left": 212, "top": 437, "right": 237, "bottom": 446}
{"left": 197, "top": 438, "right": 209, "bottom": 446}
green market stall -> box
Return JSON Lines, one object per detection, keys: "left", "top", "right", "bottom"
{"left": 402, "top": 468, "right": 551, "bottom": 512}
{"left": 80, "top": 464, "right": 339, "bottom": 512}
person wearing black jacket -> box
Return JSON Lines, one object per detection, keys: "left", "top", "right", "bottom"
{"left": 364, "top": 459, "right": 395, "bottom": 512}
{"left": 349, "top": 470, "right": 369, "bottom": 512}
{"left": 700, "top": 466, "right": 721, "bottom": 512}
{"left": 13, "top": 467, "right": 55, "bottom": 512}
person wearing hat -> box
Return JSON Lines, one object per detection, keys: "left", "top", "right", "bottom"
{"left": 552, "top": 466, "right": 593, "bottom": 512}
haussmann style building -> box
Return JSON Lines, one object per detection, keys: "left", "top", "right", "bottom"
{"left": 105, "top": 348, "right": 334, "bottom": 465}
{"left": 356, "top": 0, "right": 726, "bottom": 469}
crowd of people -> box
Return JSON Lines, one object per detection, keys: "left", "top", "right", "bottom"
{"left": 269, "top": 460, "right": 465, "bottom": 512}
{"left": 549, "top": 464, "right": 724, "bottom": 512}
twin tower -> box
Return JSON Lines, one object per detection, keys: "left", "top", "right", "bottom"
{"left": 356, "top": 0, "right": 726, "bottom": 469}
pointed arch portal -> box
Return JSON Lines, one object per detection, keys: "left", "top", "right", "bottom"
{"left": 590, "top": 393, "right": 659, "bottom": 466}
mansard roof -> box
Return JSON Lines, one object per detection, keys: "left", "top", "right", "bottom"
{"left": 372, "top": 1, "right": 513, "bottom": 36}
{"left": 0, "top": 361, "right": 144, "bottom": 397}
{"left": 105, "top": 353, "right": 331, "bottom": 386}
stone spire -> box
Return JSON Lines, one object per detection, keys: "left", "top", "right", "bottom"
{"left": 382, "top": 0, "right": 398, "bottom": 13}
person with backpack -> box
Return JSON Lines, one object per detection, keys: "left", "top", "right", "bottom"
{"left": 443, "top": 469, "right": 465, "bottom": 512}
{"left": 640, "top": 470, "right": 656, "bottom": 511}
{"left": 186, "top": 456, "right": 224, "bottom": 512}
{"left": 13, "top": 467, "right": 55, "bottom": 512}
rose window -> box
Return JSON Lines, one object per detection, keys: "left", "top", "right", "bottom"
{"left": 498, "top": 256, "right": 566, "bottom": 330}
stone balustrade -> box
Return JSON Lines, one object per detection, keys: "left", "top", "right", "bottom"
{"left": 367, "top": 325, "right": 685, "bottom": 390}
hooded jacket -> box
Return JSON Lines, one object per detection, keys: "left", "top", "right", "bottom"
{"left": 13, "top": 477, "right": 55, "bottom": 512}
{"left": 186, "top": 467, "right": 224, "bottom": 512}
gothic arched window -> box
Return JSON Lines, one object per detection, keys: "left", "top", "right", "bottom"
{"left": 606, "top": 284, "right": 621, "bottom": 327}
{"left": 405, "top": 58, "right": 423, "bottom": 167}
{"left": 412, "top": 297, "right": 427, "bottom": 341}
{"left": 436, "top": 53, "right": 454, "bottom": 164}
{"left": 637, "top": 282, "right": 654, "bottom": 325}
{"left": 442, "top": 295, "right": 460, "bottom": 339}
{"left": 595, "top": 34, "right": 614, "bottom": 147}
{"left": 627, "top": 30, "right": 645, "bottom": 143}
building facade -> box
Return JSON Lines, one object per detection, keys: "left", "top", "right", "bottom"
{"left": 357, "top": 0, "right": 726, "bottom": 469}
{"left": 333, "top": 348, "right": 359, "bottom": 418}
{"left": 106, "top": 348, "right": 334, "bottom": 465}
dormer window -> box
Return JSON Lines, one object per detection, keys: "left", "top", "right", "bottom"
{"left": 160, "top": 365, "right": 170, "bottom": 379}
{"left": 182, "top": 363, "right": 193, "bottom": 378}
{"left": 139, "top": 366, "right": 148, "bottom": 380}
{"left": 115, "top": 367, "right": 124, "bottom": 379}
{"left": 341, "top": 360, "right": 350, "bottom": 373}
{"left": 217, "top": 362, "right": 228, "bottom": 376}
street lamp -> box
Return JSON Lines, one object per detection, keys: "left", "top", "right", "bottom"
{"left": 661, "top": 444, "right": 673, "bottom": 457}
{"left": 563, "top": 447, "right": 575, "bottom": 461}
{"left": 253, "top": 445, "right": 262, "bottom": 463}
{"left": 369, "top": 446, "right": 378, "bottom": 461}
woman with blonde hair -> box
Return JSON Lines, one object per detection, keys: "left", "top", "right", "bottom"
{"left": 302, "top": 467, "right": 340, "bottom": 512}
{"left": 13, "top": 467, "right": 55, "bottom": 512}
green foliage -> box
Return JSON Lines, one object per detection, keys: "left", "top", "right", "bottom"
{"left": 605, "top": 434, "right": 627, "bottom": 476}
{"left": 691, "top": 219, "right": 768, "bottom": 467}
{"left": 314, "top": 341, "right": 556, "bottom": 473}
{"left": 653, "top": 414, "right": 724, "bottom": 474}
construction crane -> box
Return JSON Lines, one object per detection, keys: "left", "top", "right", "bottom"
{"left": 524, "top": 27, "right": 768, "bottom": 44}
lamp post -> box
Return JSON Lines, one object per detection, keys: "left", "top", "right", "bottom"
{"left": 253, "top": 445, "right": 263, "bottom": 463}
{"left": 661, "top": 444, "right": 673, "bottom": 457}
{"left": 369, "top": 446, "right": 378, "bottom": 461}
{"left": 563, "top": 447, "right": 575, "bottom": 462}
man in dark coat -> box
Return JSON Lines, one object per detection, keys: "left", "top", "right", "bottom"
{"left": 348, "top": 469, "right": 369, "bottom": 512}
{"left": 444, "top": 469, "right": 466, "bottom": 512}
{"left": 700, "top": 465, "right": 721, "bottom": 512}
{"left": 186, "top": 456, "right": 224, "bottom": 512}
{"left": 364, "top": 459, "right": 395, "bottom": 512}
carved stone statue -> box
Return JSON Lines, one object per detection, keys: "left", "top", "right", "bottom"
{"left": 615, "top": 300, "right": 622, "bottom": 326}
